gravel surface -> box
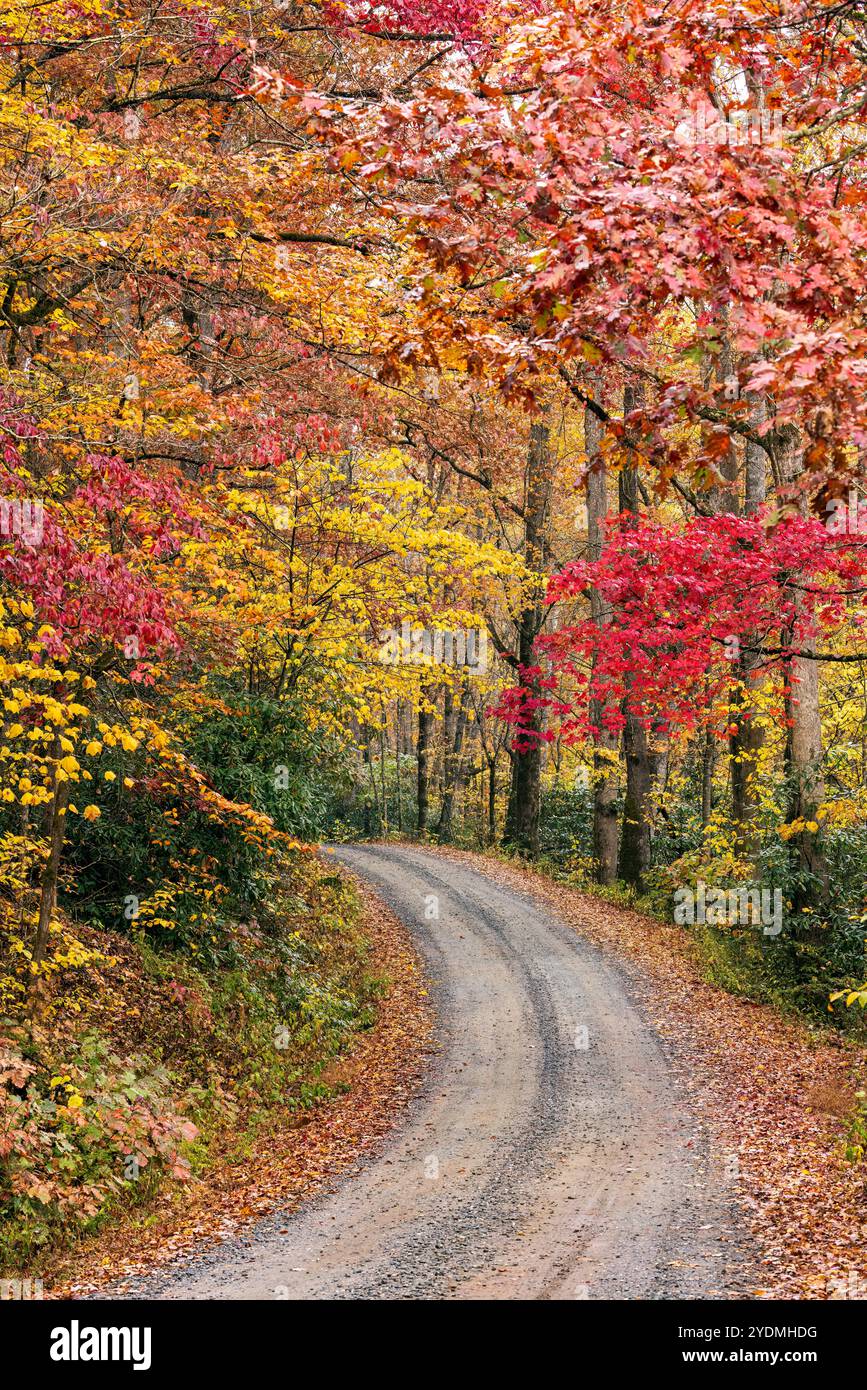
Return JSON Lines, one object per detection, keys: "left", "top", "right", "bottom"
{"left": 101, "top": 844, "right": 755, "bottom": 1301}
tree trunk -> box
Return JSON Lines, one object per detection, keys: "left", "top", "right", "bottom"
{"left": 618, "top": 713, "right": 654, "bottom": 888}
{"left": 729, "top": 675, "right": 764, "bottom": 857}
{"left": 701, "top": 726, "right": 715, "bottom": 828}
{"left": 781, "top": 641, "right": 830, "bottom": 913}
{"left": 362, "top": 727, "right": 376, "bottom": 835}
{"left": 395, "top": 704, "right": 403, "bottom": 832}
{"left": 744, "top": 394, "right": 768, "bottom": 516}
{"left": 503, "top": 420, "right": 552, "bottom": 858}
{"left": 617, "top": 383, "right": 654, "bottom": 887}
{"left": 775, "top": 424, "right": 830, "bottom": 908}
{"left": 503, "top": 603, "right": 544, "bottom": 857}
{"left": 584, "top": 382, "right": 619, "bottom": 884}
{"left": 379, "top": 724, "right": 388, "bottom": 834}
{"left": 707, "top": 328, "right": 740, "bottom": 515}
{"left": 728, "top": 391, "right": 768, "bottom": 856}
{"left": 437, "top": 685, "right": 468, "bottom": 842}
{"left": 417, "top": 697, "right": 433, "bottom": 835}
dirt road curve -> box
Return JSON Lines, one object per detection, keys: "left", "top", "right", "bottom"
{"left": 107, "top": 844, "right": 752, "bottom": 1301}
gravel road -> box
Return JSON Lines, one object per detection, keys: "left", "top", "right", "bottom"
{"left": 104, "top": 843, "right": 753, "bottom": 1300}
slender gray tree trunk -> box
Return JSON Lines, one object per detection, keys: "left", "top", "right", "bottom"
{"left": 617, "top": 383, "right": 654, "bottom": 888}
{"left": 437, "top": 685, "right": 468, "bottom": 842}
{"left": 585, "top": 384, "right": 619, "bottom": 884}
{"left": 417, "top": 693, "right": 434, "bottom": 835}
{"left": 503, "top": 421, "right": 553, "bottom": 858}
{"left": 775, "top": 424, "right": 830, "bottom": 908}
